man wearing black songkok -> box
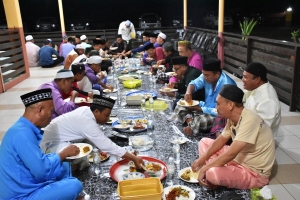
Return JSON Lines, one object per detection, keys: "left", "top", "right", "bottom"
{"left": 191, "top": 84, "right": 275, "bottom": 190}
{"left": 41, "top": 95, "right": 145, "bottom": 171}
{"left": 242, "top": 62, "right": 281, "bottom": 138}
{"left": 110, "top": 34, "right": 129, "bottom": 55}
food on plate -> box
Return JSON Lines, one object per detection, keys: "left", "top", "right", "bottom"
{"left": 119, "top": 119, "right": 132, "bottom": 124}
{"left": 132, "top": 137, "right": 145, "bottom": 146}
{"left": 162, "top": 87, "right": 171, "bottom": 92}
{"left": 104, "top": 89, "right": 112, "bottom": 92}
{"left": 144, "top": 94, "right": 151, "bottom": 99}
{"left": 135, "top": 118, "right": 148, "bottom": 124}
{"left": 179, "top": 100, "right": 185, "bottom": 106}
{"left": 165, "top": 187, "right": 190, "bottom": 200}
{"left": 121, "top": 70, "right": 128, "bottom": 74}
{"left": 83, "top": 146, "right": 90, "bottom": 154}
{"left": 100, "top": 152, "right": 108, "bottom": 161}
{"left": 133, "top": 122, "right": 145, "bottom": 129}
{"left": 145, "top": 162, "right": 162, "bottom": 172}
{"left": 179, "top": 100, "right": 192, "bottom": 106}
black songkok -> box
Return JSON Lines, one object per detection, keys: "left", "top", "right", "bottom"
{"left": 92, "top": 95, "right": 116, "bottom": 109}
{"left": 171, "top": 56, "right": 188, "bottom": 65}
{"left": 93, "top": 39, "right": 104, "bottom": 45}
{"left": 219, "top": 85, "right": 244, "bottom": 103}
{"left": 142, "top": 32, "right": 150, "bottom": 37}
{"left": 149, "top": 33, "right": 158, "bottom": 38}
{"left": 20, "top": 89, "right": 52, "bottom": 107}
{"left": 244, "top": 62, "right": 267, "bottom": 81}
{"left": 202, "top": 58, "right": 221, "bottom": 71}
{"left": 144, "top": 43, "right": 155, "bottom": 51}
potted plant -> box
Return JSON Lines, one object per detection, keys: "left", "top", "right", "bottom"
{"left": 291, "top": 30, "right": 299, "bottom": 43}
{"left": 239, "top": 18, "right": 258, "bottom": 40}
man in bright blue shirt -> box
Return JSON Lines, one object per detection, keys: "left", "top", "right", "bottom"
{"left": 39, "top": 39, "right": 64, "bottom": 68}
{"left": 169, "top": 58, "right": 236, "bottom": 135}
{"left": 61, "top": 37, "right": 75, "bottom": 65}
{"left": 0, "top": 89, "right": 82, "bottom": 199}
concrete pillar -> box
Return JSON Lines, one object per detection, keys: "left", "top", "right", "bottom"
{"left": 183, "top": 0, "right": 187, "bottom": 30}
{"left": 218, "top": 0, "right": 225, "bottom": 68}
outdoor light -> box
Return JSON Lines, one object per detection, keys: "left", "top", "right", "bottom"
{"left": 70, "top": 24, "right": 74, "bottom": 26}
{"left": 52, "top": 24, "right": 55, "bottom": 27}
{"left": 86, "top": 23, "right": 89, "bottom": 26}
{"left": 287, "top": 7, "right": 292, "bottom": 12}
{"left": 36, "top": 25, "right": 39, "bottom": 27}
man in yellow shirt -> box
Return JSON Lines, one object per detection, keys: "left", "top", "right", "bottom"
{"left": 192, "top": 85, "right": 275, "bottom": 189}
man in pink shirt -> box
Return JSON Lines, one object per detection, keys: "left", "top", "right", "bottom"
{"left": 142, "top": 43, "right": 165, "bottom": 66}
{"left": 169, "top": 40, "right": 203, "bottom": 83}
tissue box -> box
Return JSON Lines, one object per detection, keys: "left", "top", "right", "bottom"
{"left": 117, "top": 177, "right": 163, "bottom": 200}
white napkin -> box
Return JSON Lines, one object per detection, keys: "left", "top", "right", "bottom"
{"left": 260, "top": 185, "right": 273, "bottom": 199}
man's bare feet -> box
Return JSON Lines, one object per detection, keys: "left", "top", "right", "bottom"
{"left": 183, "top": 126, "right": 193, "bottom": 135}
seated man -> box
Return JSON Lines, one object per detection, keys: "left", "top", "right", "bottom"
{"left": 80, "top": 35, "right": 92, "bottom": 49}
{"left": 61, "top": 37, "right": 75, "bottom": 65}
{"left": 124, "top": 32, "right": 150, "bottom": 57}
{"left": 110, "top": 34, "right": 128, "bottom": 55}
{"left": 78, "top": 55, "right": 113, "bottom": 94}
{"left": 192, "top": 85, "right": 275, "bottom": 189}
{"left": 39, "top": 39, "right": 64, "bottom": 68}
{"left": 169, "top": 40, "right": 203, "bottom": 84}
{"left": 0, "top": 89, "right": 82, "bottom": 199}
{"left": 242, "top": 62, "right": 281, "bottom": 138}
{"left": 39, "top": 69, "right": 78, "bottom": 119}
{"left": 142, "top": 43, "right": 165, "bottom": 67}
{"left": 41, "top": 95, "right": 144, "bottom": 170}
{"left": 25, "top": 35, "right": 40, "bottom": 67}
{"left": 168, "top": 58, "right": 236, "bottom": 135}
{"left": 61, "top": 63, "right": 93, "bottom": 101}
{"left": 154, "top": 32, "right": 166, "bottom": 48}
{"left": 156, "top": 42, "right": 180, "bottom": 83}
{"left": 65, "top": 44, "right": 85, "bottom": 69}
{"left": 160, "top": 56, "right": 204, "bottom": 110}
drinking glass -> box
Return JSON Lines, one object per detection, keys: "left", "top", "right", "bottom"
{"left": 141, "top": 96, "right": 146, "bottom": 112}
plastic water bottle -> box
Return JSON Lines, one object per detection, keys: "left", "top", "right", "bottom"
{"left": 92, "top": 148, "right": 101, "bottom": 175}
{"left": 149, "top": 96, "right": 154, "bottom": 111}
{"left": 147, "top": 114, "right": 154, "bottom": 130}
{"left": 172, "top": 143, "right": 180, "bottom": 164}
{"left": 166, "top": 157, "right": 175, "bottom": 186}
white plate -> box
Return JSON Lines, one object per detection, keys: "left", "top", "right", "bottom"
{"left": 64, "top": 97, "right": 87, "bottom": 104}
{"left": 103, "top": 89, "right": 118, "bottom": 93}
{"left": 178, "top": 167, "right": 199, "bottom": 183}
{"left": 136, "top": 70, "right": 146, "bottom": 74}
{"left": 110, "top": 47, "right": 118, "bottom": 50}
{"left": 60, "top": 143, "right": 93, "bottom": 160}
{"left": 170, "top": 136, "right": 188, "bottom": 145}
{"left": 165, "top": 72, "right": 177, "bottom": 76}
{"left": 162, "top": 185, "right": 196, "bottom": 200}
{"left": 106, "top": 117, "right": 119, "bottom": 124}
{"left": 129, "top": 135, "right": 154, "bottom": 151}
{"left": 123, "top": 172, "right": 145, "bottom": 180}
{"left": 113, "top": 124, "right": 130, "bottom": 130}
{"left": 177, "top": 100, "right": 199, "bottom": 107}
{"left": 159, "top": 88, "right": 178, "bottom": 92}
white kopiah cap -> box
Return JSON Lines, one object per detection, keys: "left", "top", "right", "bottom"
{"left": 80, "top": 35, "right": 87, "bottom": 40}
{"left": 25, "top": 35, "right": 33, "bottom": 41}
{"left": 87, "top": 56, "right": 102, "bottom": 64}
{"left": 158, "top": 33, "right": 166, "bottom": 40}
{"left": 55, "top": 69, "right": 74, "bottom": 79}
{"left": 75, "top": 44, "right": 85, "bottom": 49}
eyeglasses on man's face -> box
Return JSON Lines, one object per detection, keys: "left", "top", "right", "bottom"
{"left": 173, "top": 66, "right": 182, "bottom": 71}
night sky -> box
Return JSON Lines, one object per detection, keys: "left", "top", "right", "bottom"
{"left": 1, "top": 0, "right": 299, "bottom": 30}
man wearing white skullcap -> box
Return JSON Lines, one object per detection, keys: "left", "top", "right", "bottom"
{"left": 25, "top": 35, "right": 40, "bottom": 67}
{"left": 154, "top": 32, "right": 167, "bottom": 48}
{"left": 39, "top": 69, "right": 79, "bottom": 119}
{"left": 65, "top": 44, "right": 86, "bottom": 69}
{"left": 80, "top": 35, "right": 92, "bottom": 49}
{"left": 77, "top": 55, "right": 114, "bottom": 93}
{"left": 118, "top": 20, "right": 135, "bottom": 50}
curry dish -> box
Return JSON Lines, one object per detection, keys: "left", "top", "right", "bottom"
{"left": 165, "top": 187, "right": 190, "bottom": 200}
{"left": 83, "top": 146, "right": 90, "bottom": 154}
{"left": 145, "top": 162, "right": 162, "bottom": 172}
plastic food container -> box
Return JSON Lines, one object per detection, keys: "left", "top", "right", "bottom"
{"left": 123, "top": 79, "right": 142, "bottom": 89}
{"left": 117, "top": 177, "right": 163, "bottom": 200}
{"left": 126, "top": 96, "right": 142, "bottom": 105}
{"left": 145, "top": 100, "right": 168, "bottom": 110}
